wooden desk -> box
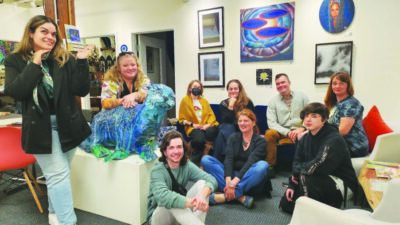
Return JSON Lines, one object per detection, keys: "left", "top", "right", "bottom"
{"left": 358, "top": 160, "right": 400, "bottom": 209}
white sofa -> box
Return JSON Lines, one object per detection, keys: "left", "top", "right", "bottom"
{"left": 289, "top": 196, "right": 398, "bottom": 225}
{"left": 352, "top": 132, "right": 400, "bottom": 177}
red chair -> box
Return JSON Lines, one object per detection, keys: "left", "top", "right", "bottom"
{"left": 0, "top": 126, "right": 44, "bottom": 213}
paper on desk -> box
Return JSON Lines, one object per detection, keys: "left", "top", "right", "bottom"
{"left": 370, "top": 179, "right": 389, "bottom": 192}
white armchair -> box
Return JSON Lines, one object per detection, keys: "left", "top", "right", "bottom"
{"left": 352, "top": 132, "right": 400, "bottom": 176}
{"left": 289, "top": 179, "right": 400, "bottom": 225}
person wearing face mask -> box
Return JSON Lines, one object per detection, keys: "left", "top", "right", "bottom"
{"left": 4, "top": 15, "right": 93, "bottom": 225}
{"left": 213, "top": 79, "right": 254, "bottom": 163}
{"left": 178, "top": 80, "right": 219, "bottom": 166}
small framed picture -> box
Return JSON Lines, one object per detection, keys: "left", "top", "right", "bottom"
{"left": 315, "top": 41, "right": 353, "bottom": 84}
{"left": 198, "top": 51, "right": 225, "bottom": 87}
{"left": 198, "top": 7, "right": 224, "bottom": 49}
{"left": 256, "top": 69, "right": 272, "bottom": 85}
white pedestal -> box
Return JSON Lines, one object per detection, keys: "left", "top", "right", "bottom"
{"left": 71, "top": 148, "right": 159, "bottom": 225}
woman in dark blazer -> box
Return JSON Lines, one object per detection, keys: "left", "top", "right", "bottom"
{"left": 4, "top": 15, "right": 93, "bottom": 225}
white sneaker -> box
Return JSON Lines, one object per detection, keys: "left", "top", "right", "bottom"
{"left": 48, "top": 213, "right": 60, "bottom": 225}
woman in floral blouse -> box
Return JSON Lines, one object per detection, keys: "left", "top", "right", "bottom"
{"left": 101, "top": 52, "right": 150, "bottom": 110}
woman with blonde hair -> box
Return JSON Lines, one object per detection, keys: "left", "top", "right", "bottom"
{"left": 101, "top": 52, "right": 150, "bottom": 110}
{"left": 324, "top": 71, "right": 368, "bottom": 157}
{"left": 81, "top": 52, "right": 175, "bottom": 162}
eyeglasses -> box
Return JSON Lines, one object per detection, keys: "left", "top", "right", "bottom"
{"left": 117, "top": 51, "right": 135, "bottom": 59}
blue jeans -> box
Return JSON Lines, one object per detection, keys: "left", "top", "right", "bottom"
{"left": 201, "top": 155, "right": 268, "bottom": 197}
{"left": 34, "top": 115, "right": 77, "bottom": 225}
{"left": 213, "top": 123, "right": 235, "bottom": 163}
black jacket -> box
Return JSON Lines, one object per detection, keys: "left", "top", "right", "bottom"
{"left": 224, "top": 132, "right": 266, "bottom": 179}
{"left": 291, "top": 123, "right": 358, "bottom": 192}
{"left": 4, "top": 53, "right": 91, "bottom": 154}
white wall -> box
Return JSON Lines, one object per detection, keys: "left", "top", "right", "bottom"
{"left": 0, "top": 5, "right": 43, "bottom": 40}
{"left": 1, "top": 0, "right": 399, "bottom": 123}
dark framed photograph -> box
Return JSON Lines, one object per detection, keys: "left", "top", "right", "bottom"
{"left": 256, "top": 69, "right": 272, "bottom": 85}
{"left": 198, "top": 7, "right": 224, "bottom": 49}
{"left": 198, "top": 51, "right": 225, "bottom": 87}
{"left": 315, "top": 41, "right": 353, "bottom": 84}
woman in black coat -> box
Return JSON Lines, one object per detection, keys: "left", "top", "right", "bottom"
{"left": 5, "top": 15, "right": 93, "bottom": 225}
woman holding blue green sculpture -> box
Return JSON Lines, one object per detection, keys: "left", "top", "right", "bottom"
{"left": 81, "top": 52, "right": 175, "bottom": 161}
{"left": 100, "top": 51, "right": 150, "bottom": 110}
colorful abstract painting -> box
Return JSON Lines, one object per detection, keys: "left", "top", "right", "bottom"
{"left": 0, "top": 40, "right": 18, "bottom": 65}
{"left": 240, "top": 2, "right": 295, "bottom": 62}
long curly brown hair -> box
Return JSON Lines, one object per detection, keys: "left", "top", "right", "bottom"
{"left": 14, "top": 15, "right": 70, "bottom": 66}
{"left": 226, "top": 79, "right": 250, "bottom": 112}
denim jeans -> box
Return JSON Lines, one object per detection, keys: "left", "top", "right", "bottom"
{"left": 34, "top": 115, "right": 77, "bottom": 225}
{"left": 213, "top": 123, "right": 235, "bottom": 163}
{"left": 201, "top": 155, "right": 268, "bottom": 197}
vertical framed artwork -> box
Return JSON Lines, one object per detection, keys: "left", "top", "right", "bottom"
{"left": 315, "top": 41, "right": 353, "bottom": 84}
{"left": 198, "top": 7, "right": 224, "bottom": 49}
{"left": 198, "top": 51, "right": 225, "bottom": 87}
{"left": 240, "top": 2, "right": 295, "bottom": 62}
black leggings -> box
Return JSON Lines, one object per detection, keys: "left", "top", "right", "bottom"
{"left": 189, "top": 127, "right": 218, "bottom": 166}
{"left": 189, "top": 127, "right": 218, "bottom": 151}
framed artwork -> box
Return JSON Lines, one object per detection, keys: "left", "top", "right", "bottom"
{"left": 315, "top": 41, "right": 353, "bottom": 84}
{"left": 198, "top": 51, "right": 225, "bottom": 87}
{"left": 319, "top": 0, "right": 355, "bottom": 33}
{"left": 198, "top": 7, "right": 224, "bottom": 49}
{"left": 0, "top": 40, "right": 18, "bottom": 65}
{"left": 240, "top": 2, "right": 295, "bottom": 62}
{"left": 256, "top": 69, "right": 272, "bottom": 85}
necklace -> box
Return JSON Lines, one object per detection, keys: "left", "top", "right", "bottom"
{"left": 242, "top": 136, "right": 251, "bottom": 148}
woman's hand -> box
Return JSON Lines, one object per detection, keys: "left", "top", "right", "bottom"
{"left": 224, "top": 185, "right": 236, "bottom": 201}
{"left": 136, "top": 91, "right": 147, "bottom": 103}
{"left": 192, "top": 123, "right": 202, "bottom": 129}
{"left": 32, "top": 49, "right": 51, "bottom": 65}
{"left": 201, "top": 124, "right": 211, "bottom": 130}
{"left": 228, "top": 98, "right": 237, "bottom": 110}
{"left": 77, "top": 45, "right": 95, "bottom": 59}
{"left": 224, "top": 177, "right": 238, "bottom": 201}
{"left": 121, "top": 93, "right": 138, "bottom": 108}
{"left": 286, "top": 188, "right": 295, "bottom": 202}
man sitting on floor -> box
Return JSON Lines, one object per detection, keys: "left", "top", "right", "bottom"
{"left": 146, "top": 131, "right": 218, "bottom": 225}
{"left": 279, "top": 102, "right": 358, "bottom": 214}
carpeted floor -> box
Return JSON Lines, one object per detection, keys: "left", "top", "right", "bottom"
{"left": 1, "top": 169, "right": 366, "bottom": 225}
